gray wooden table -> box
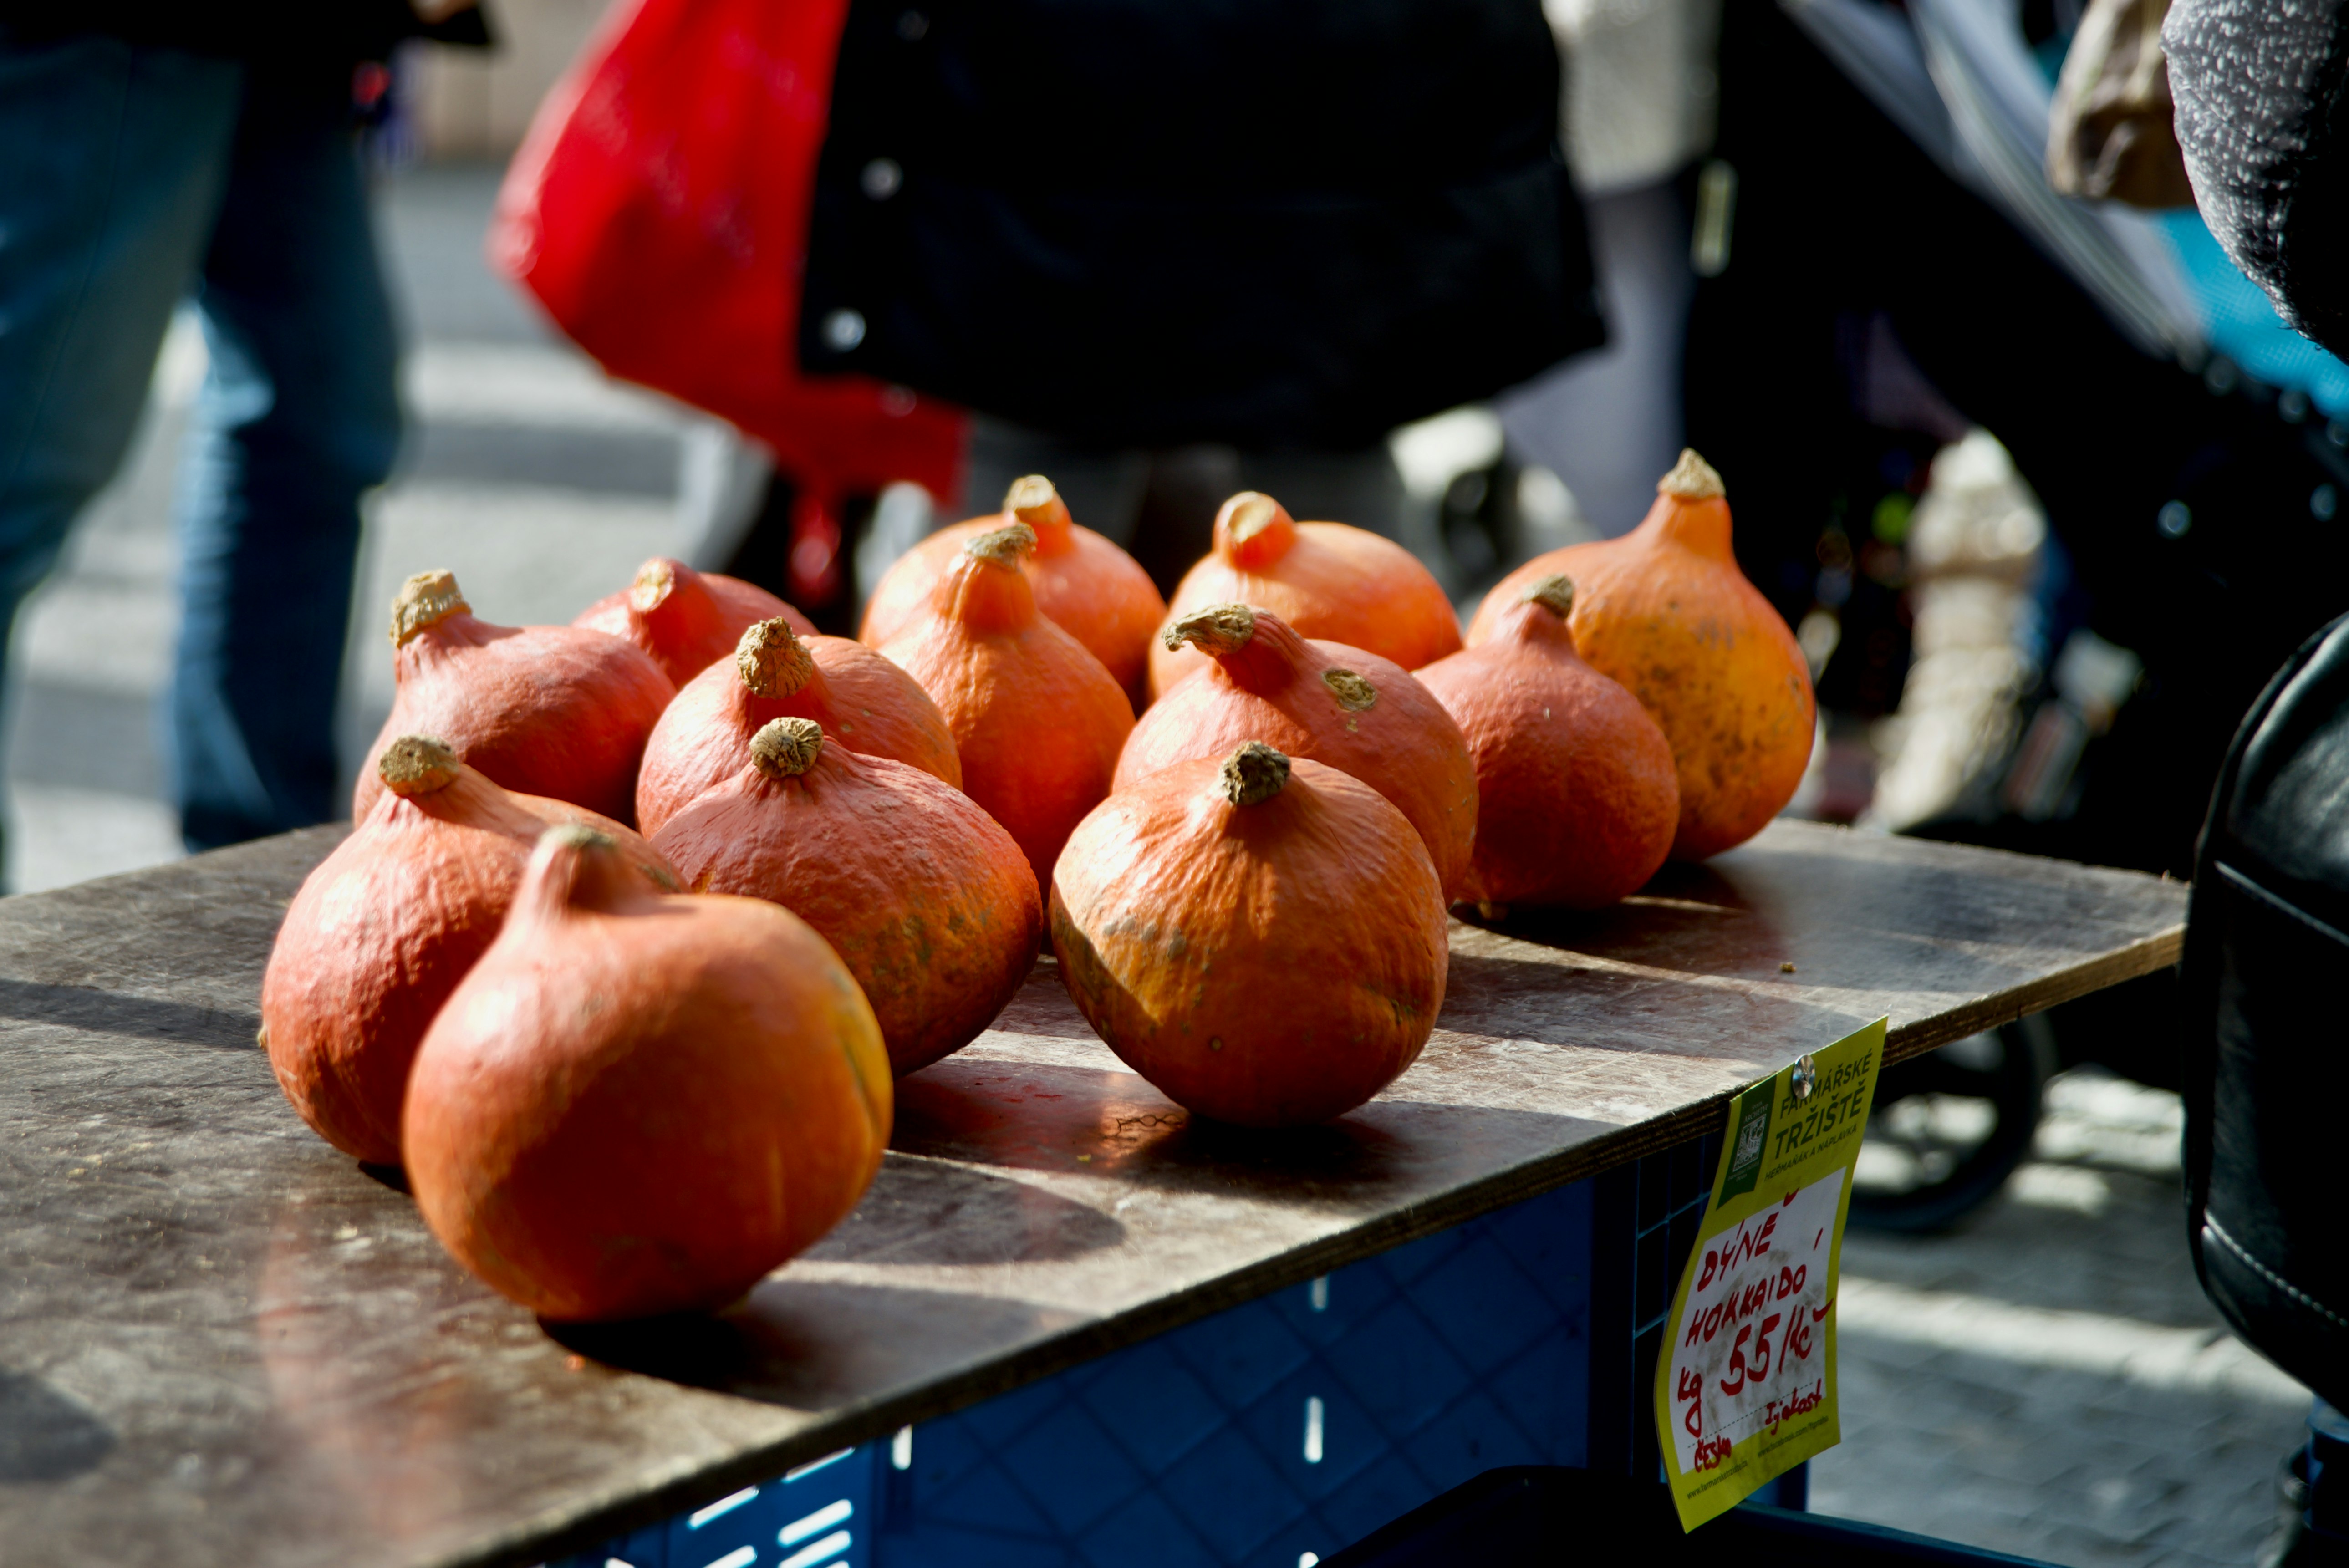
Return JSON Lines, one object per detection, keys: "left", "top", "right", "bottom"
{"left": 0, "top": 820, "right": 2185, "bottom": 1568}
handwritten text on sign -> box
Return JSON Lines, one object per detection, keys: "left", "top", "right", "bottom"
{"left": 1666, "top": 1168, "right": 1844, "bottom": 1476}
{"left": 1652, "top": 1016, "right": 1883, "bottom": 1530}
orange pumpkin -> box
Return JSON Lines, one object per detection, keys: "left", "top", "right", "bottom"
{"left": 1150, "top": 492, "right": 1462, "bottom": 698}
{"left": 860, "top": 476, "right": 1166, "bottom": 704}
{"left": 353, "top": 570, "right": 674, "bottom": 826}
{"left": 574, "top": 556, "right": 816, "bottom": 685}
{"left": 653, "top": 718, "right": 1041, "bottom": 1076}
{"left": 1417, "top": 576, "right": 1679, "bottom": 910}
{"left": 262, "top": 738, "right": 678, "bottom": 1166}
{"left": 636, "top": 616, "right": 961, "bottom": 835}
{"left": 1118, "top": 603, "right": 1478, "bottom": 898}
{"left": 403, "top": 825, "right": 891, "bottom": 1322}
{"left": 1052, "top": 742, "right": 1447, "bottom": 1127}
{"left": 878, "top": 524, "right": 1134, "bottom": 889}
{"left": 1467, "top": 451, "right": 1815, "bottom": 860}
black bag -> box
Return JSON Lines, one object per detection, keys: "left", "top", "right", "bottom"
{"left": 2184, "top": 611, "right": 2349, "bottom": 1406}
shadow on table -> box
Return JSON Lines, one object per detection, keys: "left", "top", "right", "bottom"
{"left": 1457, "top": 860, "right": 1763, "bottom": 939}
{"left": 1447, "top": 859, "right": 1795, "bottom": 985}
{"left": 0, "top": 976, "right": 258, "bottom": 1049}
{"left": 807, "top": 1154, "right": 1126, "bottom": 1266}
{"left": 0, "top": 1369, "right": 116, "bottom": 1481}
{"left": 547, "top": 1278, "right": 1085, "bottom": 1408}
{"left": 893, "top": 1056, "right": 1625, "bottom": 1211}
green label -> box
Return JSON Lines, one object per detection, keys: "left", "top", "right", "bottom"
{"left": 1719, "top": 1079, "right": 1775, "bottom": 1202}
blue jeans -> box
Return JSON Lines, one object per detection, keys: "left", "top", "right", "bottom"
{"left": 0, "top": 34, "right": 400, "bottom": 864}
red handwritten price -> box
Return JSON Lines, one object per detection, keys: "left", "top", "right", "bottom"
{"left": 1665, "top": 1169, "right": 1844, "bottom": 1473}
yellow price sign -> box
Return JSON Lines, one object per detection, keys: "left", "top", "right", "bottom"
{"left": 1654, "top": 1016, "right": 1886, "bottom": 1532}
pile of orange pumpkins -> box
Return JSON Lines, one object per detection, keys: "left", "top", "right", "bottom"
{"left": 260, "top": 448, "right": 1814, "bottom": 1322}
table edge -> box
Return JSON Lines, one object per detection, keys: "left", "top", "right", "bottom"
{"left": 433, "top": 919, "right": 2186, "bottom": 1568}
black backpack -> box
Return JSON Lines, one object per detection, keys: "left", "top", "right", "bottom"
{"left": 2184, "top": 611, "right": 2349, "bottom": 1405}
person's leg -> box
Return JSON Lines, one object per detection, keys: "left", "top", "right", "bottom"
{"left": 1494, "top": 180, "right": 1696, "bottom": 539}
{"left": 172, "top": 63, "right": 402, "bottom": 849}
{"left": 0, "top": 35, "right": 242, "bottom": 880}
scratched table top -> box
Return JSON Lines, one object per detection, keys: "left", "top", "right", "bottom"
{"left": 0, "top": 820, "right": 2184, "bottom": 1568}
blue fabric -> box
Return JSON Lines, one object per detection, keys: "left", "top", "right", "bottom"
{"left": 0, "top": 33, "right": 399, "bottom": 865}
{"left": 2157, "top": 208, "right": 2349, "bottom": 417}
{"left": 2308, "top": 1399, "right": 2349, "bottom": 1541}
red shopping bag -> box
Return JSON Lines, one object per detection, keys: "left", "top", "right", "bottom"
{"left": 487, "top": 0, "right": 967, "bottom": 607}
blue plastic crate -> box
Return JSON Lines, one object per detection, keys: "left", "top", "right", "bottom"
{"left": 868, "top": 1178, "right": 1595, "bottom": 1568}
{"left": 558, "top": 1143, "right": 1773, "bottom": 1568}
{"left": 582, "top": 1445, "right": 877, "bottom": 1568}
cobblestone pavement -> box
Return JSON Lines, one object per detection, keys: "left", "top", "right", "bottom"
{"left": 1813, "top": 1069, "right": 2310, "bottom": 1566}
{"left": 1, "top": 161, "right": 2303, "bottom": 1568}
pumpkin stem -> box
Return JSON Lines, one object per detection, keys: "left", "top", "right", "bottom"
{"left": 965, "top": 522, "right": 1037, "bottom": 568}
{"left": 629, "top": 558, "right": 678, "bottom": 614}
{"left": 1522, "top": 574, "right": 1575, "bottom": 618}
{"left": 1216, "top": 492, "right": 1298, "bottom": 570}
{"left": 544, "top": 822, "right": 613, "bottom": 853}
{"left": 750, "top": 717, "right": 825, "bottom": 780}
{"left": 736, "top": 617, "right": 816, "bottom": 699}
{"left": 1323, "top": 669, "right": 1378, "bottom": 712}
{"left": 379, "top": 734, "right": 462, "bottom": 797}
{"left": 389, "top": 569, "right": 469, "bottom": 647}
{"left": 522, "top": 821, "right": 645, "bottom": 919}
{"left": 1658, "top": 449, "right": 1725, "bottom": 501}
{"left": 1002, "top": 476, "right": 1074, "bottom": 553}
{"left": 1219, "top": 741, "right": 1291, "bottom": 806}
{"left": 1004, "top": 474, "right": 1055, "bottom": 514}
{"left": 936, "top": 524, "right": 1042, "bottom": 632}
{"left": 1163, "top": 602, "right": 1257, "bottom": 656}
{"left": 1642, "top": 450, "right": 1735, "bottom": 558}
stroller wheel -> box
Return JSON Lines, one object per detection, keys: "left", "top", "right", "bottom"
{"left": 1849, "top": 1013, "right": 2056, "bottom": 1233}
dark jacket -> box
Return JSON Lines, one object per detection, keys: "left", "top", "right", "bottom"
{"left": 799, "top": 0, "right": 1605, "bottom": 449}
{"left": 0, "top": 2, "right": 489, "bottom": 62}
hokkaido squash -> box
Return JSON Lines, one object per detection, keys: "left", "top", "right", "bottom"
{"left": 1467, "top": 451, "right": 1814, "bottom": 860}
{"left": 1150, "top": 492, "right": 1462, "bottom": 698}
{"left": 1118, "top": 603, "right": 1478, "bottom": 898}
{"left": 353, "top": 570, "right": 674, "bottom": 826}
{"left": 635, "top": 616, "right": 961, "bottom": 835}
{"left": 1417, "top": 576, "right": 1679, "bottom": 910}
{"left": 878, "top": 524, "right": 1134, "bottom": 889}
{"left": 1052, "top": 742, "right": 1447, "bottom": 1127}
{"left": 574, "top": 556, "right": 816, "bottom": 685}
{"left": 403, "top": 825, "right": 891, "bottom": 1322}
{"left": 860, "top": 476, "right": 1166, "bottom": 704}
{"left": 262, "top": 737, "right": 678, "bottom": 1166}
{"left": 652, "top": 718, "right": 1041, "bottom": 1076}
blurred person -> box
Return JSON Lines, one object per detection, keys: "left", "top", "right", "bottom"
{"left": 1492, "top": 0, "right": 1720, "bottom": 540}
{"left": 0, "top": 2, "right": 483, "bottom": 878}
{"left": 1662, "top": 0, "right": 2349, "bottom": 1232}
{"left": 1684, "top": 0, "right": 2349, "bottom": 884}
{"left": 771, "top": 0, "right": 1608, "bottom": 601}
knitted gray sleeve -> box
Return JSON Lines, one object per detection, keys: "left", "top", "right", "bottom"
{"left": 2166, "top": 0, "right": 2349, "bottom": 355}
